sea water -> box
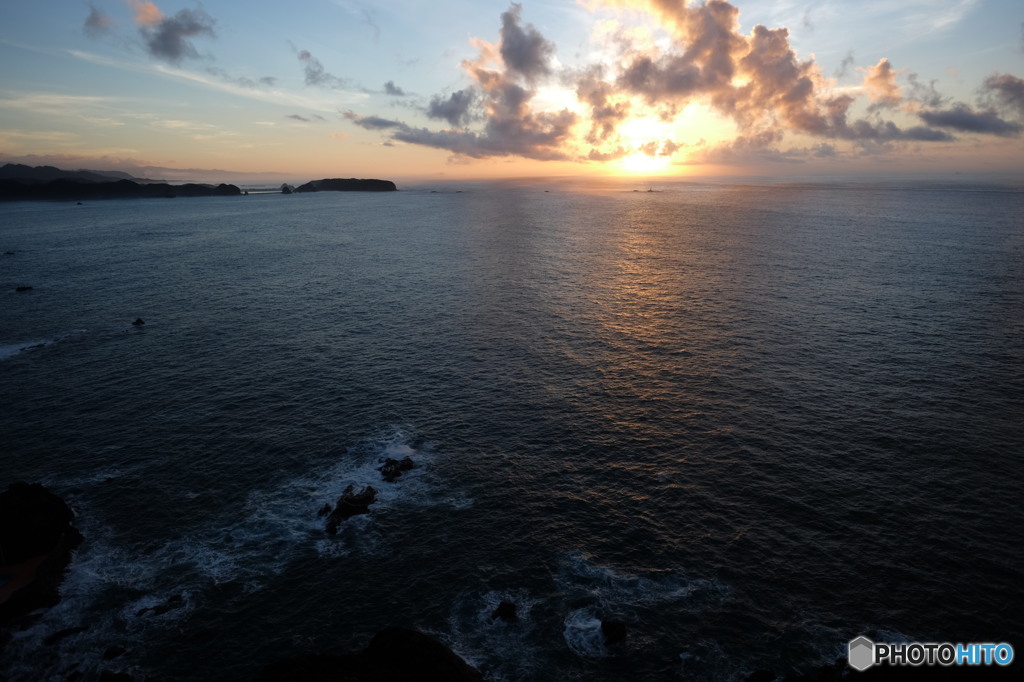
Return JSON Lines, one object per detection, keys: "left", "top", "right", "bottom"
{"left": 1, "top": 180, "right": 1022, "bottom": 680}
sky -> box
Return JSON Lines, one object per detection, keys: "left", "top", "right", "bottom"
{"left": 1, "top": 0, "right": 1023, "bottom": 183}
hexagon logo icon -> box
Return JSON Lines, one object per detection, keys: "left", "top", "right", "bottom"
{"left": 848, "top": 636, "right": 875, "bottom": 671}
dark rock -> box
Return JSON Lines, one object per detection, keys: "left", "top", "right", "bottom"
{"left": 136, "top": 593, "right": 185, "bottom": 617}
{"left": 281, "top": 184, "right": 293, "bottom": 194}
{"left": 294, "top": 178, "right": 398, "bottom": 193}
{"left": 99, "top": 671, "right": 134, "bottom": 682}
{"left": 0, "top": 482, "right": 83, "bottom": 642}
{"left": 132, "top": 318, "right": 145, "bottom": 326}
{"left": 324, "top": 485, "right": 377, "bottom": 535}
{"left": 43, "top": 625, "right": 88, "bottom": 646}
{"left": 378, "top": 456, "right": 415, "bottom": 482}
{"left": 316, "top": 503, "right": 331, "bottom": 517}
{"left": 15, "top": 286, "right": 32, "bottom": 292}
{"left": 745, "top": 670, "right": 776, "bottom": 682}
{"left": 255, "top": 626, "right": 484, "bottom": 682}
{"left": 103, "top": 644, "right": 128, "bottom": 660}
{"left": 601, "top": 619, "right": 628, "bottom": 646}
{"left": 490, "top": 600, "right": 517, "bottom": 623}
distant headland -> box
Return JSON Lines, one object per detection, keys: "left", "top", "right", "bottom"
{"left": 294, "top": 178, "right": 397, "bottom": 192}
{"left": 0, "top": 164, "right": 397, "bottom": 201}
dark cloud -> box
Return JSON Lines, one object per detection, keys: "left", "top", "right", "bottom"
{"left": 392, "top": 109, "right": 577, "bottom": 161}
{"left": 288, "top": 114, "right": 310, "bottom": 122}
{"left": 344, "top": 111, "right": 408, "bottom": 130}
{"left": 577, "top": 67, "right": 631, "bottom": 144}
{"left": 84, "top": 5, "right": 114, "bottom": 38}
{"left": 982, "top": 73, "right": 1024, "bottom": 117}
{"left": 905, "top": 72, "right": 946, "bottom": 108}
{"left": 498, "top": 3, "right": 555, "bottom": 82}
{"left": 141, "top": 8, "right": 216, "bottom": 63}
{"left": 296, "top": 49, "right": 350, "bottom": 88}
{"left": 835, "top": 51, "right": 855, "bottom": 79}
{"left": 426, "top": 89, "right": 477, "bottom": 126}
{"left": 383, "top": 81, "right": 406, "bottom": 96}
{"left": 346, "top": 4, "right": 575, "bottom": 161}
{"left": 919, "top": 104, "right": 1022, "bottom": 137}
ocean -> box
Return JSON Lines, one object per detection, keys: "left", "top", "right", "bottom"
{"left": 1, "top": 179, "right": 1022, "bottom": 680}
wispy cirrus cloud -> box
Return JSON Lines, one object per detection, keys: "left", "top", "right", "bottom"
{"left": 294, "top": 47, "right": 351, "bottom": 89}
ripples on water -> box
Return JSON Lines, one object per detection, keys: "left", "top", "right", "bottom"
{"left": 1, "top": 181, "right": 1022, "bottom": 680}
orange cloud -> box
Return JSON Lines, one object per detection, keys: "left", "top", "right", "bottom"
{"left": 128, "top": 0, "right": 163, "bottom": 27}
{"left": 862, "top": 58, "right": 902, "bottom": 109}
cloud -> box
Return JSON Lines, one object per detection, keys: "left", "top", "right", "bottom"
{"left": 139, "top": 7, "right": 216, "bottom": 63}
{"left": 498, "top": 3, "right": 555, "bottom": 82}
{"left": 206, "top": 67, "right": 277, "bottom": 89}
{"left": 347, "top": 4, "right": 576, "bottom": 161}
{"left": 576, "top": 66, "right": 631, "bottom": 144}
{"left": 904, "top": 72, "right": 946, "bottom": 108}
{"left": 835, "top": 51, "right": 855, "bottom": 80}
{"left": 919, "top": 104, "right": 1022, "bottom": 137}
{"left": 84, "top": 5, "right": 115, "bottom": 37}
{"left": 287, "top": 114, "right": 310, "bottom": 122}
{"left": 343, "top": 111, "right": 407, "bottom": 130}
{"left": 129, "top": 0, "right": 163, "bottom": 27}
{"left": 344, "top": 1, "right": 988, "bottom": 167}
{"left": 426, "top": 89, "right": 477, "bottom": 126}
{"left": 383, "top": 81, "right": 406, "bottom": 96}
{"left": 296, "top": 48, "right": 350, "bottom": 89}
{"left": 862, "top": 58, "right": 901, "bottom": 110}
{"left": 982, "top": 73, "right": 1024, "bottom": 118}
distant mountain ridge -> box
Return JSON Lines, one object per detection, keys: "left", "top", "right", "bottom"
{"left": 0, "top": 163, "right": 164, "bottom": 184}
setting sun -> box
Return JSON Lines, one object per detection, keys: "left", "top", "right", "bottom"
{"left": 616, "top": 151, "right": 674, "bottom": 175}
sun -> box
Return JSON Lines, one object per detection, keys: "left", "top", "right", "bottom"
{"left": 616, "top": 151, "right": 674, "bottom": 175}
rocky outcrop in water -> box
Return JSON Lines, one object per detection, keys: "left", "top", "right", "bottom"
{"left": 0, "top": 482, "right": 83, "bottom": 649}
{"left": 491, "top": 600, "right": 518, "bottom": 623}
{"left": 255, "top": 626, "right": 484, "bottom": 682}
{"left": 294, "top": 178, "right": 397, "bottom": 193}
{"left": 601, "top": 619, "right": 628, "bottom": 646}
{"left": 378, "top": 456, "right": 415, "bottom": 482}
{"left": 324, "top": 485, "right": 378, "bottom": 535}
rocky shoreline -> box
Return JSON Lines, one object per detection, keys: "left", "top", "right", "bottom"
{"left": 0, "top": 482, "right": 83, "bottom": 652}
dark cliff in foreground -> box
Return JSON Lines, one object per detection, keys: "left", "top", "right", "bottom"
{"left": 294, "top": 178, "right": 397, "bottom": 192}
{"left": 0, "top": 178, "right": 242, "bottom": 201}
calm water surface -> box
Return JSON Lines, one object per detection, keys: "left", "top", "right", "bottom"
{"left": 1, "top": 181, "right": 1022, "bottom": 680}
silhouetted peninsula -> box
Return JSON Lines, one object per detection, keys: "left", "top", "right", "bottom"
{"left": 294, "top": 178, "right": 397, "bottom": 192}
{"left": 0, "top": 177, "right": 241, "bottom": 201}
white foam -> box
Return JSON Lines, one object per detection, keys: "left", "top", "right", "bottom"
{"left": 556, "top": 550, "right": 728, "bottom": 607}
{"left": 0, "top": 329, "right": 86, "bottom": 360}
{"left": 444, "top": 587, "right": 546, "bottom": 681}
{"left": 1, "top": 426, "right": 469, "bottom": 681}
{"left": 563, "top": 607, "right": 609, "bottom": 658}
